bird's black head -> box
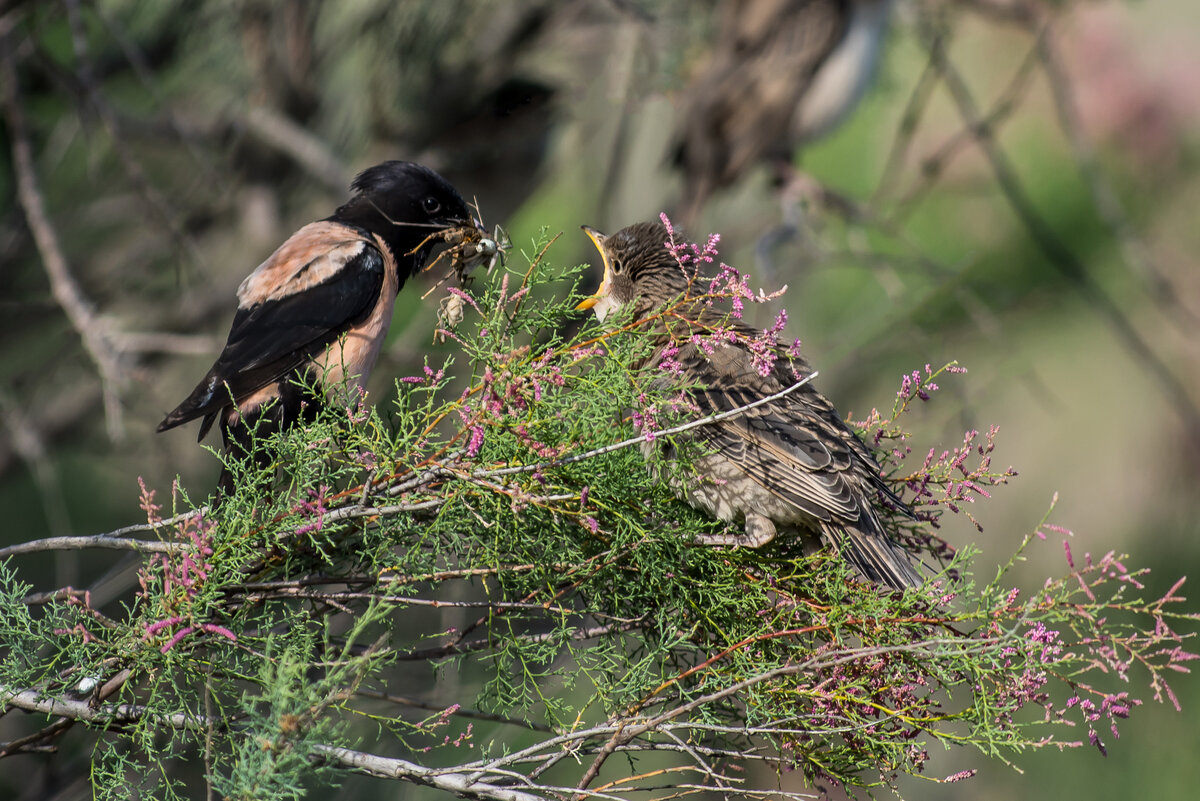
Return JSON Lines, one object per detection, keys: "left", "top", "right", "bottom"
{"left": 331, "top": 161, "right": 476, "bottom": 278}
{"left": 577, "top": 221, "right": 694, "bottom": 321}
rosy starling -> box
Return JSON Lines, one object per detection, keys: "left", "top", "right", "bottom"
{"left": 157, "top": 161, "right": 475, "bottom": 493}
{"left": 670, "top": 0, "right": 895, "bottom": 226}
{"left": 576, "top": 221, "right": 920, "bottom": 590}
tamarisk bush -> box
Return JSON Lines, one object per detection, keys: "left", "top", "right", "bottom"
{"left": 0, "top": 228, "right": 1194, "bottom": 800}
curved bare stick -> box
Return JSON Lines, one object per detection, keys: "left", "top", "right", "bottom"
{"left": 0, "top": 536, "right": 185, "bottom": 559}
{"left": 477, "top": 372, "right": 818, "bottom": 481}
{"left": 0, "top": 684, "right": 544, "bottom": 801}
{"left": 921, "top": 25, "right": 1200, "bottom": 437}
{"left": 0, "top": 45, "right": 127, "bottom": 440}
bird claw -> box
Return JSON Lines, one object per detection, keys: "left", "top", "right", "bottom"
{"left": 695, "top": 512, "right": 777, "bottom": 549}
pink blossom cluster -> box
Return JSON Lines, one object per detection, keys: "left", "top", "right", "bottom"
{"left": 470, "top": 348, "right": 571, "bottom": 459}
{"left": 399, "top": 364, "right": 447, "bottom": 385}
{"left": 412, "top": 704, "right": 473, "bottom": 752}
{"left": 630, "top": 391, "right": 700, "bottom": 443}
{"left": 135, "top": 478, "right": 235, "bottom": 654}
{"left": 652, "top": 215, "right": 803, "bottom": 385}
{"left": 790, "top": 646, "right": 938, "bottom": 778}
{"left": 661, "top": 212, "right": 719, "bottom": 268}
{"left": 295, "top": 484, "right": 330, "bottom": 536}
{"left": 901, "top": 424, "right": 1016, "bottom": 530}
{"left": 1065, "top": 692, "right": 1136, "bottom": 756}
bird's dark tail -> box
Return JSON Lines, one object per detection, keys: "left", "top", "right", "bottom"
{"left": 822, "top": 519, "right": 923, "bottom": 591}
{"left": 215, "top": 414, "right": 278, "bottom": 505}
{"left": 157, "top": 371, "right": 227, "bottom": 437}
{"left": 216, "top": 402, "right": 290, "bottom": 503}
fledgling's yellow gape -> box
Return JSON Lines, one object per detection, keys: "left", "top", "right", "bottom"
{"left": 577, "top": 221, "right": 920, "bottom": 590}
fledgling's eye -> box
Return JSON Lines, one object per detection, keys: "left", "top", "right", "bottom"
{"left": 422, "top": 196, "right": 442, "bottom": 214}
{"left": 610, "top": 259, "right": 623, "bottom": 274}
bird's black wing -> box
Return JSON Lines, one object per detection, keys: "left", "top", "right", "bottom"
{"left": 158, "top": 226, "right": 385, "bottom": 432}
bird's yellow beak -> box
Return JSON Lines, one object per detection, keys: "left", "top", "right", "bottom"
{"left": 576, "top": 225, "right": 610, "bottom": 312}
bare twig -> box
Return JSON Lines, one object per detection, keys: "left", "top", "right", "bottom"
{"left": 0, "top": 634, "right": 1005, "bottom": 799}
{"left": 0, "top": 535, "right": 185, "bottom": 559}
{"left": 921, "top": 25, "right": 1200, "bottom": 436}
{"left": 1035, "top": 20, "right": 1198, "bottom": 328}
{"left": 312, "top": 745, "right": 548, "bottom": 801}
{"left": 354, "top": 690, "right": 554, "bottom": 733}
{"left": 397, "top": 623, "right": 633, "bottom": 662}
{"left": 242, "top": 105, "right": 350, "bottom": 193}
{"left": 574, "top": 637, "right": 986, "bottom": 793}
{"left": 0, "top": 683, "right": 547, "bottom": 801}
{"left": 1, "top": 41, "right": 127, "bottom": 440}
{"left": 478, "top": 372, "right": 819, "bottom": 480}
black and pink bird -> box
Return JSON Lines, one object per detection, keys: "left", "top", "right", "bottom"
{"left": 157, "top": 161, "right": 475, "bottom": 493}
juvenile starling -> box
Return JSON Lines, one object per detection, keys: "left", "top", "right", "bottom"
{"left": 576, "top": 221, "right": 920, "bottom": 590}
{"left": 157, "top": 161, "right": 475, "bottom": 493}
{"left": 670, "top": 0, "right": 895, "bottom": 226}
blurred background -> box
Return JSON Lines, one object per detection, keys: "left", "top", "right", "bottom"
{"left": 1, "top": 0, "right": 1197, "bottom": 798}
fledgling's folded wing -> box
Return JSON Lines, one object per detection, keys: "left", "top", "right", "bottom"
{"left": 157, "top": 222, "right": 386, "bottom": 433}
{"left": 691, "top": 375, "right": 865, "bottom": 525}
{"left": 681, "top": 342, "right": 921, "bottom": 588}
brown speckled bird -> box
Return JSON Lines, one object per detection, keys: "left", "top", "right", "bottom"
{"left": 670, "top": 0, "right": 895, "bottom": 227}
{"left": 576, "top": 221, "right": 920, "bottom": 590}
{"left": 157, "top": 161, "right": 475, "bottom": 494}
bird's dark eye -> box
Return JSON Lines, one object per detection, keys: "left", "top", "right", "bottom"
{"left": 422, "top": 196, "right": 442, "bottom": 214}
{"left": 610, "top": 259, "right": 623, "bottom": 274}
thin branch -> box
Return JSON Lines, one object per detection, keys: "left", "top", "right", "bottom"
{"left": 0, "top": 507, "right": 209, "bottom": 561}
{"left": 574, "top": 637, "right": 988, "bottom": 793}
{"left": 96, "top": 509, "right": 208, "bottom": 540}
{"left": 1035, "top": 19, "right": 1198, "bottom": 328}
{"left": 235, "top": 587, "right": 589, "bottom": 620}
{"left": 310, "top": 745, "right": 547, "bottom": 801}
{"left": 354, "top": 690, "right": 554, "bottom": 733}
{"left": 477, "top": 373, "right": 819, "bottom": 481}
{"left": 1, "top": 40, "right": 127, "bottom": 440}
{"left": 0, "top": 684, "right": 544, "bottom": 801}
{"left": 396, "top": 623, "right": 633, "bottom": 662}
{"left": 241, "top": 106, "right": 349, "bottom": 193}
{"left": 0, "top": 535, "right": 185, "bottom": 559}
{"left": 921, "top": 24, "right": 1200, "bottom": 436}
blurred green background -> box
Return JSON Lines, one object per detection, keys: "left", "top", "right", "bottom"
{"left": 1, "top": 0, "right": 1197, "bottom": 798}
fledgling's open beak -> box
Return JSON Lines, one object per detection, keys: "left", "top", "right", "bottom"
{"left": 576, "top": 225, "right": 611, "bottom": 312}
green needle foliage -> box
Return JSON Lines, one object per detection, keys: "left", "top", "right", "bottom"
{"left": 0, "top": 229, "right": 1196, "bottom": 800}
